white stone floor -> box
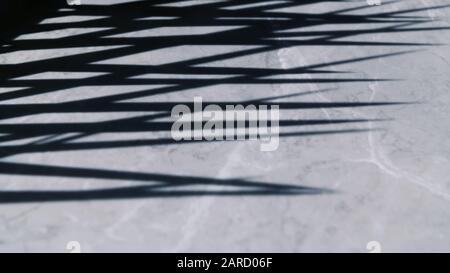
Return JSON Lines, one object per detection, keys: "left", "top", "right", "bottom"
{"left": 1, "top": 0, "right": 450, "bottom": 252}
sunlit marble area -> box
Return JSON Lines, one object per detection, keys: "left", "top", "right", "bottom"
{"left": 1, "top": 0, "right": 450, "bottom": 252}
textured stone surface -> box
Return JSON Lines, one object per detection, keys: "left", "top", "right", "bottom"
{"left": 0, "top": 0, "right": 450, "bottom": 252}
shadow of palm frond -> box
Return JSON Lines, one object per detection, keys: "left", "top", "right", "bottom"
{"left": 0, "top": 0, "right": 445, "bottom": 203}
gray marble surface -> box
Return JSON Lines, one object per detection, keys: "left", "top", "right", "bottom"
{"left": 1, "top": 0, "right": 450, "bottom": 252}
